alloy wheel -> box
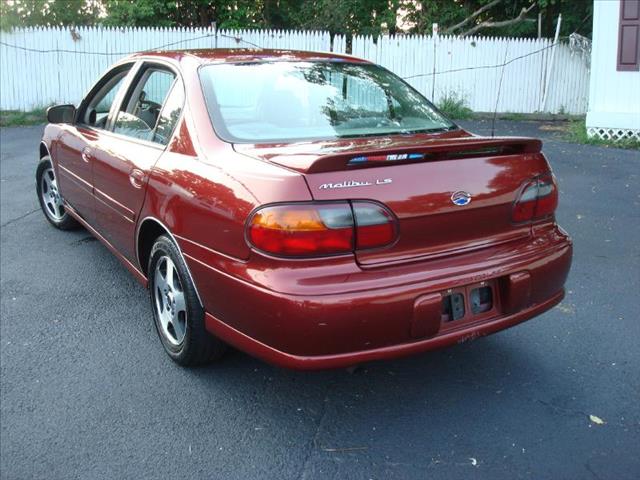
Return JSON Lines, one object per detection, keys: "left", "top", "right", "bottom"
{"left": 40, "top": 166, "right": 65, "bottom": 221}
{"left": 153, "top": 255, "right": 188, "bottom": 345}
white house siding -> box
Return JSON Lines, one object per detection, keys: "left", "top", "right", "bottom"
{"left": 587, "top": 0, "right": 640, "bottom": 140}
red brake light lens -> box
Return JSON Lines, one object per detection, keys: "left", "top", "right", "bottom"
{"left": 247, "top": 202, "right": 397, "bottom": 257}
{"left": 352, "top": 201, "right": 397, "bottom": 249}
{"left": 534, "top": 175, "right": 558, "bottom": 218}
{"left": 512, "top": 180, "right": 538, "bottom": 222}
{"left": 512, "top": 174, "right": 558, "bottom": 223}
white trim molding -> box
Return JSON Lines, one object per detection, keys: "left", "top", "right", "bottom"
{"left": 586, "top": 111, "right": 640, "bottom": 141}
{"left": 586, "top": 0, "right": 640, "bottom": 142}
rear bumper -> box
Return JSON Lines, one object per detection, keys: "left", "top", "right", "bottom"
{"left": 184, "top": 225, "right": 572, "bottom": 370}
{"left": 204, "top": 289, "right": 565, "bottom": 370}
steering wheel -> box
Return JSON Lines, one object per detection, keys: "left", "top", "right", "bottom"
{"left": 140, "top": 99, "right": 161, "bottom": 110}
{"left": 138, "top": 91, "right": 161, "bottom": 112}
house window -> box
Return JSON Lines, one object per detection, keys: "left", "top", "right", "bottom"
{"left": 618, "top": 0, "right": 640, "bottom": 71}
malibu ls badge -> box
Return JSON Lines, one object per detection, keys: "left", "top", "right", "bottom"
{"left": 319, "top": 178, "right": 392, "bottom": 190}
{"left": 451, "top": 190, "right": 472, "bottom": 206}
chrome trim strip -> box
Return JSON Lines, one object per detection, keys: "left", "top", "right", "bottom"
{"left": 80, "top": 127, "right": 166, "bottom": 150}
{"left": 94, "top": 194, "right": 135, "bottom": 224}
{"left": 58, "top": 164, "right": 93, "bottom": 191}
{"left": 173, "top": 233, "right": 247, "bottom": 263}
{"left": 94, "top": 186, "right": 135, "bottom": 222}
{"left": 135, "top": 216, "right": 204, "bottom": 307}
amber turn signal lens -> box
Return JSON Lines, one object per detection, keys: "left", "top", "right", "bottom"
{"left": 248, "top": 204, "right": 354, "bottom": 256}
{"left": 247, "top": 202, "right": 398, "bottom": 257}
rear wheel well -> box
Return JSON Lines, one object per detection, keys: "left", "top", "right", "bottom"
{"left": 137, "top": 219, "right": 168, "bottom": 275}
{"left": 39, "top": 143, "right": 49, "bottom": 159}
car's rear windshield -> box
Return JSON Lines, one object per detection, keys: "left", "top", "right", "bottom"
{"left": 199, "top": 61, "right": 456, "bottom": 143}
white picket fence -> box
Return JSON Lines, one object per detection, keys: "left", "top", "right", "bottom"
{"left": 0, "top": 26, "right": 590, "bottom": 114}
{"left": 354, "top": 35, "right": 590, "bottom": 114}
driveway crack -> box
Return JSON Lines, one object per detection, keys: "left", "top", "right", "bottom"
{"left": 0, "top": 208, "right": 39, "bottom": 228}
{"left": 298, "top": 394, "right": 330, "bottom": 480}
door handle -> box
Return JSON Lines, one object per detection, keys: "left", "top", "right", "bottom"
{"left": 81, "top": 147, "right": 92, "bottom": 163}
{"left": 129, "top": 169, "right": 146, "bottom": 189}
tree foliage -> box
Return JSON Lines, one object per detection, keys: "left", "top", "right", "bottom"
{"left": 101, "top": 0, "right": 264, "bottom": 29}
{"left": 404, "top": 0, "right": 592, "bottom": 38}
{"left": 1, "top": 0, "right": 102, "bottom": 30}
{"left": 271, "top": 0, "right": 403, "bottom": 36}
{"left": 101, "top": 0, "right": 403, "bottom": 35}
{"left": 1, "top": 0, "right": 593, "bottom": 39}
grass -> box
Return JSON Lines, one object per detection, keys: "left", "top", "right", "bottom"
{"left": 566, "top": 120, "right": 640, "bottom": 150}
{"left": 437, "top": 93, "right": 473, "bottom": 120}
{"left": 499, "top": 112, "right": 528, "bottom": 121}
{"left": 0, "top": 108, "right": 48, "bottom": 127}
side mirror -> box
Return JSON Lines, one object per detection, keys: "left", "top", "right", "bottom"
{"left": 47, "top": 104, "right": 76, "bottom": 124}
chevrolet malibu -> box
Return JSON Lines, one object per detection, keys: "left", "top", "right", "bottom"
{"left": 37, "top": 49, "right": 572, "bottom": 369}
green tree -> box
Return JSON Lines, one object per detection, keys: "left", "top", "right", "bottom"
{"left": 403, "top": 0, "right": 592, "bottom": 38}
{"left": 101, "top": 0, "right": 175, "bottom": 27}
{"left": 287, "top": 0, "right": 402, "bottom": 36}
{"left": 1, "top": 0, "right": 593, "bottom": 38}
{"left": 0, "top": 0, "right": 103, "bottom": 30}
{"left": 103, "top": 0, "right": 403, "bottom": 36}
{"left": 102, "top": 0, "right": 264, "bottom": 28}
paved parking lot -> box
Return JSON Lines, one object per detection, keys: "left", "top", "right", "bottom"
{"left": 1, "top": 121, "right": 639, "bottom": 479}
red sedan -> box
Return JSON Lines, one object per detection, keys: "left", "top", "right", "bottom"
{"left": 38, "top": 49, "right": 572, "bottom": 369}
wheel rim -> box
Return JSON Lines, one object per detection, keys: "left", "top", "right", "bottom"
{"left": 41, "top": 166, "right": 65, "bottom": 221}
{"left": 153, "top": 255, "right": 188, "bottom": 346}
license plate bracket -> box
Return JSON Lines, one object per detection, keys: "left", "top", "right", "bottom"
{"left": 441, "top": 280, "right": 501, "bottom": 325}
{"left": 442, "top": 292, "right": 465, "bottom": 321}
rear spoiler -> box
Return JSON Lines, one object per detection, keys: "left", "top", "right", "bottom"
{"left": 303, "top": 137, "right": 543, "bottom": 173}
{"left": 238, "top": 137, "right": 543, "bottom": 174}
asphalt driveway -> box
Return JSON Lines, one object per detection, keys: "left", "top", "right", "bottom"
{"left": 1, "top": 121, "right": 639, "bottom": 479}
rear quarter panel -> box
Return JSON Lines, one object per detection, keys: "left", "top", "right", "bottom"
{"left": 139, "top": 117, "right": 311, "bottom": 262}
{"left": 137, "top": 55, "right": 312, "bottom": 264}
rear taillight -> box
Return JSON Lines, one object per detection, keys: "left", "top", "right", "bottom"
{"left": 352, "top": 201, "right": 396, "bottom": 249}
{"left": 248, "top": 204, "right": 353, "bottom": 256}
{"left": 247, "top": 201, "right": 397, "bottom": 257}
{"left": 512, "top": 173, "right": 558, "bottom": 223}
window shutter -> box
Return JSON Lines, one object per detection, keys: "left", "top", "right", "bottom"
{"left": 618, "top": 0, "right": 640, "bottom": 71}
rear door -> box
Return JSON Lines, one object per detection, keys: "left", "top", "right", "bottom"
{"left": 91, "top": 62, "right": 184, "bottom": 262}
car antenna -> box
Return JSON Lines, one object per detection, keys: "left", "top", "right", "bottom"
{"left": 491, "top": 44, "right": 510, "bottom": 138}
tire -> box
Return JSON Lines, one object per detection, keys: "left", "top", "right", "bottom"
{"left": 36, "top": 156, "right": 79, "bottom": 230}
{"left": 148, "top": 235, "right": 227, "bottom": 366}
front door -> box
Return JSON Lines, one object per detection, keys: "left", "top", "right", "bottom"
{"left": 91, "top": 63, "right": 184, "bottom": 263}
{"left": 55, "top": 63, "right": 134, "bottom": 224}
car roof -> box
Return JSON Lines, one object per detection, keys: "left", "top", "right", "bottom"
{"left": 128, "top": 48, "right": 369, "bottom": 64}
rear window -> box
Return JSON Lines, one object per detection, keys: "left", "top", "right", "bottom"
{"left": 199, "top": 61, "right": 456, "bottom": 143}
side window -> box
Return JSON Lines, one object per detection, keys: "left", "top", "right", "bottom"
{"left": 94, "top": 79, "right": 123, "bottom": 114}
{"left": 113, "top": 67, "right": 176, "bottom": 143}
{"left": 153, "top": 79, "right": 185, "bottom": 145}
{"left": 79, "top": 65, "right": 133, "bottom": 129}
